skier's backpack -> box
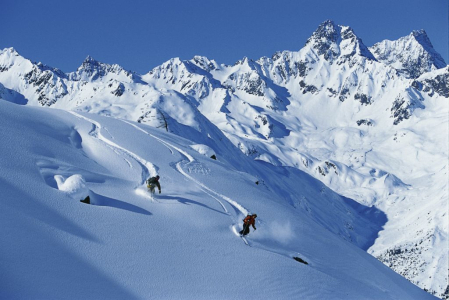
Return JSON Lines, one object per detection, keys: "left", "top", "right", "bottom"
{"left": 243, "top": 215, "right": 251, "bottom": 224}
{"left": 147, "top": 176, "right": 159, "bottom": 185}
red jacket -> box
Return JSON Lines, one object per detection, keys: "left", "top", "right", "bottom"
{"left": 243, "top": 215, "right": 256, "bottom": 229}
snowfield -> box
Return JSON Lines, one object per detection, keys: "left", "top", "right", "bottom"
{"left": 0, "top": 101, "right": 437, "bottom": 299}
{"left": 1, "top": 19, "right": 448, "bottom": 298}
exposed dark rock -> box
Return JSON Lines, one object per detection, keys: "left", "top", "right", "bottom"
{"left": 306, "top": 20, "right": 340, "bottom": 61}
{"left": 299, "top": 80, "right": 318, "bottom": 94}
{"left": 391, "top": 92, "right": 424, "bottom": 125}
{"left": 354, "top": 93, "right": 373, "bottom": 105}
{"left": 112, "top": 83, "right": 125, "bottom": 96}
{"left": 241, "top": 74, "right": 265, "bottom": 96}
{"left": 327, "top": 87, "right": 338, "bottom": 97}
{"left": 297, "top": 61, "right": 308, "bottom": 77}
{"left": 80, "top": 196, "right": 90, "bottom": 204}
{"left": 339, "top": 88, "right": 350, "bottom": 102}
{"left": 356, "top": 119, "right": 373, "bottom": 126}
{"left": 412, "top": 68, "right": 449, "bottom": 98}
{"left": 293, "top": 256, "right": 308, "bottom": 265}
{"left": 318, "top": 166, "right": 326, "bottom": 176}
{"left": 192, "top": 56, "right": 216, "bottom": 72}
{"left": 325, "top": 161, "right": 338, "bottom": 174}
{"left": 391, "top": 96, "right": 411, "bottom": 125}
{"left": 317, "top": 161, "right": 338, "bottom": 176}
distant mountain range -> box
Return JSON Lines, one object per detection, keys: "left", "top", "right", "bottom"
{"left": 1, "top": 20, "right": 448, "bottom": 298}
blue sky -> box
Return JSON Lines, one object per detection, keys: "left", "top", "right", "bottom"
{"left": 1, "top": 0, "right": 447, "bottom": 74}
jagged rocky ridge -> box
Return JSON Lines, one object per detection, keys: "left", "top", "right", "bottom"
{"left": 0, "top": 20, "right": 448, "bottom": 298}
{"left": 370, "top": 30, "right": 447, "bottom": 78}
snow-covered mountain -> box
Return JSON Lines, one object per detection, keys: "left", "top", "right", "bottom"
{"left": 0, "top": 20, "right": 448, "bottom": 298}
{"left": 370, "top": 30, "right": 447, "bottom": 78}
{"left": 0, "top": 100, "right": 436, "bottom": 300}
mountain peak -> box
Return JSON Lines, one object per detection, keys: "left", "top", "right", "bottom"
{"left": 191, "top": 56, "right": 217, "bottom": 71}
{"left": 71, "top": 55, "right": 134, "bottom": 82}
{"left": 410, "top": 30, "right": 444, "bottom": 64}
{"left": 305, "top": 20, "right": 375, "bottom": 62}
{"left": 308, "top": 20, "right": 340, "bottom": 45}
{"left": 412, "top": 29, "right": 427, "bottom": 37}
{"left": 235, "top": 57, "right": 251, "bottom": 65}
{"left": 2, "top": 47, "right": 19, "bottom": 56}
{"left": 0, "top": 48, "right": 23, "bottom": 61}
{"left": 83, "top": 55, "right": 97, "bottom": 64}
{"left": 370, "top": 30, "right": 446, "bottom": 78}
{"left": 318, "top": 20, "right": 338, "bottom": 32}
{"left": 411, "top": 29, "right": 430, "bottom": 43}
{"left": 79, "top": 55, "right": 102, "bottom": 70}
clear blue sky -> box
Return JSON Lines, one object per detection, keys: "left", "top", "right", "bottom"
{"left": 1, "top": 0, "right": 447, "bottom": 74}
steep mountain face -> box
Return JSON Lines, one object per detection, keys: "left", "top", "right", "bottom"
{"left": 305, "top": 20, "right": 377, "bottom": 63}
{"left": 0, "top": 20, "right": 448, "bottom": 298}
{"left": 370, "top": 30, "right": 447, "bottom": 78}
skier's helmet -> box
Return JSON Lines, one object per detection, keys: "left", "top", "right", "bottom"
{"left": 252, "top": 214, "right": 257, "bottom": 218}
{"left": 156, "top": 175, "right": 160, "bottom": 179}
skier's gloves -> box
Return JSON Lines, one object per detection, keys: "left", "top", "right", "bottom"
{"left": 159, "top": 190, "right": 161, "bottom": 194}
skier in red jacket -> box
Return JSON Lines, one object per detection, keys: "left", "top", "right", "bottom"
{"left": 239, "top": 214, "right": 257, "bottom": 236}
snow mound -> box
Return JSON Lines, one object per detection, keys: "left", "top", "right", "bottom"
{"left": 190, "top": 144, "right": 216, "bottom": 158}
{"left": 54, "top": 174, "right": 89, "bottom": 200}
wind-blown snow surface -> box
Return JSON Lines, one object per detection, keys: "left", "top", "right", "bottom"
{"left": 0, "top": 101, "right": 435, "bottom": 299}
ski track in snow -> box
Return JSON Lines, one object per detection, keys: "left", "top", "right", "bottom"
{"left": 175, "top": 162, "right": 248, "bottom": 216}
{"left": 120, "top": 121, "right": 317, "bottom": 255}
{"left": 122, "top": 121, "right": 248, "bottom": 215}
{"left": 121, "top": 120, "right": 253, "bottom": 244}
{"left": 65, "top": 115, "right": 292, "bottom": 253}
{"left": 68, "top": 111, "right": 158, "bottom": 187}
{"left": 68, "top": 114, "right": 259, "bottom": 248}
{"left": 122, "top": 120, "right": 193, "bottom": 162}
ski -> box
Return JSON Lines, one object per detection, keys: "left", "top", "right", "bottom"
{"left": 240, "top": 235, "right": 249, "bottom": 246}
{"left": 232, "top": 225, "right": 250, "bottom": 246}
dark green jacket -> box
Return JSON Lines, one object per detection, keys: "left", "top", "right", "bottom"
{"left": 147, "top": 177, "right": 161, "bottom": 191}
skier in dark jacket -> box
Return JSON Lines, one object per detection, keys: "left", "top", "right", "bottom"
{"left": 147, "top": 175, "right": 161, "bottom": 194}
{"left": 239, "top": 214, "right": 257, "bottom": 236}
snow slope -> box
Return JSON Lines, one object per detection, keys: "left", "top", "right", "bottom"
{"left": 1, "top": 19, "right": 448, "bottom": 298}
{"left": 0, "top": 101, "right": 435, "bottom": 299}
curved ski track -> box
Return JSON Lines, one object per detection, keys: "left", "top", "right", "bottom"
{"left": 68, "top": 112, "right": 255, "bottom": 246}
{"left": 121, "top": 120, "right": 252, "bottom": 243}
{"left": 68, "top": 111, "right": 158, "bottom": 187}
